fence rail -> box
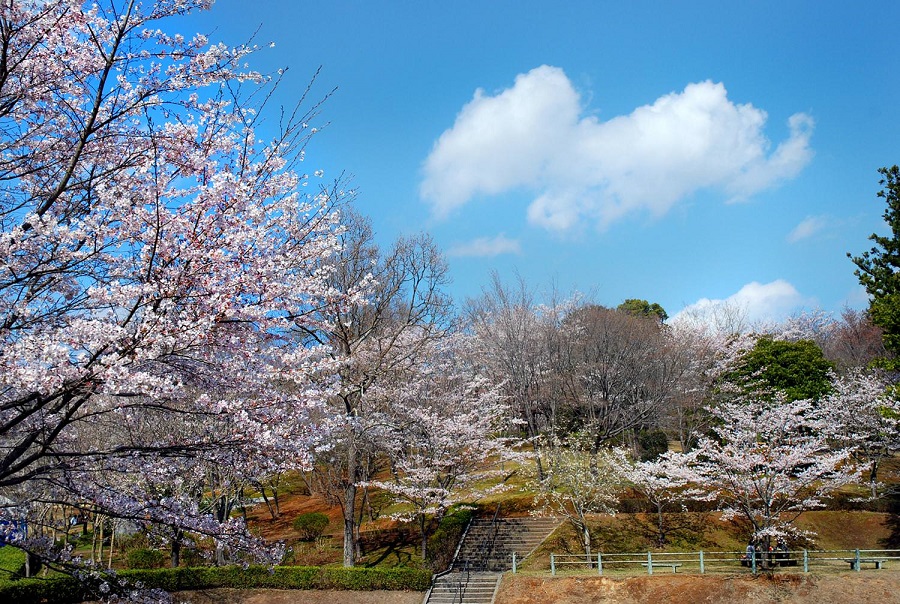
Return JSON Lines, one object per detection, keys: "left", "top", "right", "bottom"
{"left": 535, "top": 549, "right": 900, "bottom": 576}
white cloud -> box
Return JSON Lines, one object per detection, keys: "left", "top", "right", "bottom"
{"left": 421, "top": 66, "right": 814, "bottom": 232}
{"left": 672, "top": 279, "right": 810, "bottom": 331}
{"left": 787, "top": 215, "right": 828, "bottom": 243}
{"left": 447, "top": 234, "right": 521, "bottom": 258}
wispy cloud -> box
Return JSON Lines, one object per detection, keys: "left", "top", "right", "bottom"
{"left": 421, "top": 66, "right": 814, "bottom": 232}
{"left": 672, "top": 279, "right": 810, "bottom": 331}
{"left": 447, "top": 234, "right": 522, "bottom": 258}
{"left": 788, "top": 215, "right": 828, "bottom": 242}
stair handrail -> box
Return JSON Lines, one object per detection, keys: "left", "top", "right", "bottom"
{"left": 455, "top": 559, "right": 469, "bottom": 604}
{"left": 449, "top": 512, "right": 474, "bottom": 570}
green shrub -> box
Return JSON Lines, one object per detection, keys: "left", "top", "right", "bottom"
{"left": 0, "top": 575, "right": 84, "bottom": 604}
{"left": 125, "top": 548, "right": 167, "bottom": 569}
{"left": 292, "top": 512, "right": 330, "bottom": 541}
{"left": 637, "top": 429, "right": 669, "bottom": 461}
{"left": 426, "top": 506, "right": 474, "bottom": 571}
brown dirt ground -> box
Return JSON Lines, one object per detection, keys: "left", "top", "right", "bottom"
{"left": 164, "top": 571, "right": 900, "bottom": 604}
{"left": 169, "top": 589, "right": 424, "bottom": 604}
{"left": 494, "top": 573, "right": 900, "bottom": 604}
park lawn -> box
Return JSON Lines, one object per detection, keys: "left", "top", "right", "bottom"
{"left": 0, "top": 545, "right": 24, "bottom": 580}
{"left": 516, "top": 510, "right": 897, "bottom": 572}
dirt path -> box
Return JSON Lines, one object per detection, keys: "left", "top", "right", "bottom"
{"left": 495, "top": 573, "right": 900, "bottom": 604}
{"left": 169, "top": 588, "right": 424, "bottom": 604}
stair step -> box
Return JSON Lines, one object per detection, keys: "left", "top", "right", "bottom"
{"left": 425, "top": 518, "right": 561, "bottom": 604}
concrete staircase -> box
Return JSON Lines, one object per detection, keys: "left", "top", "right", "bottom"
{"left": 425, "top": 571, "right": 500, "bottom": 604}
{"left": 453, "top": 517, "right": 560, "bottom": 572}
{"left": 423, "top": 517, "right": 559, "bottom": 604}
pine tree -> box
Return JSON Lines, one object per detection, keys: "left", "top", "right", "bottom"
{"left": 849, "top": 166, "right": 900, "bottom": 363}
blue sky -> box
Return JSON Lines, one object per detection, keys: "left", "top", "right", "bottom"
{"left": 187, "top": 1, "right": 900, "bottom": 323}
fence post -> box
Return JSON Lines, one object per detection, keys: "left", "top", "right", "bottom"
{"left": 855, "top": 549, "right": 861, "bottom": 572}
{"left": 598, "top": 552, "right": 603, "bottom": 576}
{"left": 647, "top": 551, "right": 653, "bottom": 575}
{"left": 551, "top": 553, "right": 556, "bottom": 576}
{"left": 512, "top": 552, "right": 516, "bottom": 574}
{"left": 699, "top": 550, "right": 704, "bottom": 574}
{"left": 803, "top": 549, "right": 808, "bottom": 573}
{"left": 751, "top": 549, "right": 756, "bottom": 574}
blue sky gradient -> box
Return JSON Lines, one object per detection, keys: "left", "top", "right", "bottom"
{"left": 187, "top": 1, "right": 900, "bottom": 323}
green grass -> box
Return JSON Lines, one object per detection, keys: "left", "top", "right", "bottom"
{"left": 0, "top": 545, "right": 25, "bottom": 582}
{"left": 516, "top": 508, "right": 898, "bottom": 573}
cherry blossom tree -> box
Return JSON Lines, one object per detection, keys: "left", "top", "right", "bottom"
{"left": 0, "top": 0, "right": 349, "bottom": 577}
{"left": 687, "top": 390, "right": 858, "bottom": 561}
{"left": 821, "top": 370, "right": 900, "bottom": 498}
{"left": 623, "top": 451, "right": 696, "bottom": 547}
{"left": 367, "top": 333, "right": 516, "bottom": 559}
{"left": 532, "top": 440, "right": 627, "bottom": 560}
{"left": 299, "top": 210, "right": 453, "bottom": 566}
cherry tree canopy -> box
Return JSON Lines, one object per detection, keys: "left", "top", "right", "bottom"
{"left": 0, "top": 0, "right": 348, "bottom": 565}
{"left": 688, "top": 391, "right": 858, "bottom": 546}
{"left": 368, "top": 333, "right": 515, "bottom": 559}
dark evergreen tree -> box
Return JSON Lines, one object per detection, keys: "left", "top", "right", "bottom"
{"left": 617, "top": 298, "right": 669, "bottom": 323}
{"left": 849, "top": 166, "right": 900, "bottom": 365}
{"left": 725, "top": 336, "right": 834, "bottom": 402}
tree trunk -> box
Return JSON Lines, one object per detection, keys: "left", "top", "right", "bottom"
{"left": 97, "top": 516, "right": 105, "bottom": 565}
{"left": 420, "top": 513, "right": 428, "bottom": 560}
{"left": 524, "top": 405, "right": 545, "bottom": 481}
{"left": 171, "top": 527, "right": 183, "bottom": 567}
{"left": 761, "top": 535, "right": 771, "bottom": 570}
{"left": 355, "top": 487, "right": 367, "bottom": 560}
{"left": 108, "top": 524, "right": 115, "bottom": 569}
{"left": 343, "top": 481, "right": 358, "bottom": 567}
{"left": 171, "top": 539, "right": 181, "bottom": 568}
{"left": 24, "top": 551, "right": 41, "bottom": 578}
{"left": 91, "top": 513, "right": 99, "bottom": 563}
{"left": 534, "top": 449, "right": 545, "bottom": 483}
{"left": 870, "top": 458, "right": 879, "bottom": 499}
{"left": 656, "top": 503, "right": 666, "bottom": 547}
{"left": 582, "top": 523, "right": 592, "bottom": 562}
{"left": 260, "top": 486, "right": 277, "bottom": 520}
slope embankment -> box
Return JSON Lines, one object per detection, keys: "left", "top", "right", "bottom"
{"left": 494, "top": 573, "right": 900, "bottom": 604}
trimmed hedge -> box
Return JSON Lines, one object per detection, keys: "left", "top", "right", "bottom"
{"left": 0, "top": 575, "right": 84, "bottom": 604}
{"left": 0, "top": 565, "right": 432, "bottom": 603}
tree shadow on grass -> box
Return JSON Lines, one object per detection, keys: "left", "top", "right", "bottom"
{"left": 361, "top": 526, "right": 419, "bottom": 568}
{"left": 878, "top": 493, "right": 900, "bottom": 549}
{"left": 618, "top": 512, "right": 713, "bottom": 550}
